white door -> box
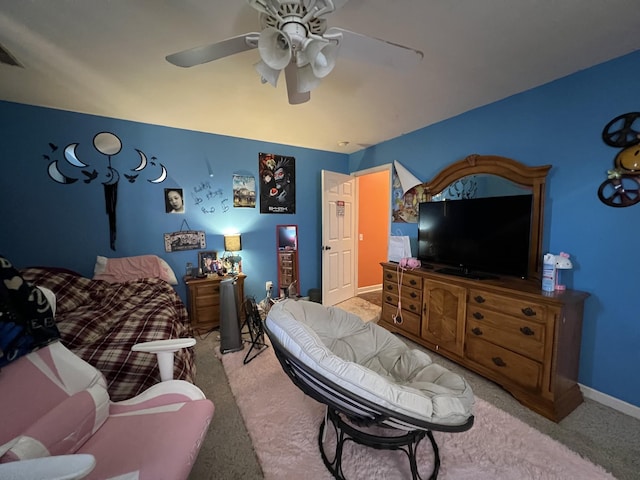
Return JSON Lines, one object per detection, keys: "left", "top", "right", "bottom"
{"left": 321, "top": 170, "right": 356, "bottom": 306}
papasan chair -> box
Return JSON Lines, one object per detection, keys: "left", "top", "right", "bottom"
{"left": 264, "top": 299, "right": 475, "bottom": 480}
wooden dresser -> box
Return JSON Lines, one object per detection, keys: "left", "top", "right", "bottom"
{"left": 380, "top": 262, "right": 589, "bottom": 422}
{"left": 278, "top": 251, "right": 296, "bottom": 286}
{"left": 184, "top": 274, "right": 246, "bottom": 334}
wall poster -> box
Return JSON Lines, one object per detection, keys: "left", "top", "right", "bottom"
{"left": 259, "top": 152, "right": 295, "bottom": 214}
{"left": 233, "top": 174, "right": 256, "bottom": 208}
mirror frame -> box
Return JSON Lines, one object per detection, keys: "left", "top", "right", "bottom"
{"left": 423, "top": 154, "right": 551, "bottom": 281}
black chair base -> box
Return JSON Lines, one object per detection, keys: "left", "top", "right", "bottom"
{"left": 241, "top": 297, "right": 269, "bottom": 364}
{"left": 318, "top": 407, "right": 440, "bottom": 480}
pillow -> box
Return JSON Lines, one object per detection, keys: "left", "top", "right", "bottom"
{"left": 37, "top": 286, "right": 56, "bottom": 317}
{"left": 0, "top": 383, "right": 109, "bottom": 462}
{"left": 0, "top": 256, "right": 60, "bottom": 368}
{"left": 93, "top": 255, "right": 178, "bottom": 285}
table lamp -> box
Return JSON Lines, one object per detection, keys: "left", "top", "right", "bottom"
{"left": 223, "top": 234, "right": 242, "bottom": 274}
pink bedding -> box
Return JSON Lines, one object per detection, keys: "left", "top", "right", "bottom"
{"left": 20, "top": 267, "right": 195, "bottom": 401}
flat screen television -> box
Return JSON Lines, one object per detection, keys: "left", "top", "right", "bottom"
{"left": 417, "top": 194, "right": 533, "bottom": 279}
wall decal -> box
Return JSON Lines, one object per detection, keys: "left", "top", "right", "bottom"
{"left": 259, "top": 152, "right": 295, "bottom": 214}
{"left": 190, "top": 180, "right": 230, "bottom": 215}
{"left": 42, "top": 132, "right": 169, "bottom": 250}
{"left": 598, "top": 112, "right": 640, "bottom": 207}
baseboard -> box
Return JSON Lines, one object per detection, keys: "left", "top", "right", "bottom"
{"left": 580, "top": 383, "right": 640, "bottom": 420}
{"left": 357, "top": 284, "right": 382, "bottom": 295}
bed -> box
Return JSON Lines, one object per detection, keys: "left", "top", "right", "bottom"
{"left": 20, "top": 265, "right": 195, "bottom": 401}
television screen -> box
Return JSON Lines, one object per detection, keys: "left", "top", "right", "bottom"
{"left": 417, "top": 195, "right": 532, "bottom": 279}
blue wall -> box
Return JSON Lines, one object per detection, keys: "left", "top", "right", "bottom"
{"left": 350, "top": 50, "right": 640, "bottom": 408}
{"left": 1, "top": 49, "right": 639, "bottom": 409}
{"left": 0, "top": 103, "right": 347, "bottom": 302}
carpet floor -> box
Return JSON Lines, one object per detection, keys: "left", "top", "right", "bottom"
{"left": 188, "top": 296, "right": 640, "bottom": 480}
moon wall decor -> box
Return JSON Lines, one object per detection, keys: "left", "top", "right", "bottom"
{"left": 63, "top": 143, "right": 88, "bottom": 168}
{"left": 48, "top": 161, "right": 78, "bottom": 184}
{"left": 42, "top": 131, "right": 170, "bottom": 251}
{"left": 149, "top": 164, "right": 168, "bottom": 184}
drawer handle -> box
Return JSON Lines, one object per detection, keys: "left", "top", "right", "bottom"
{"left": 386, "top": 273, "right": 392, "bottom": 279}
{"left": 409, "top": 304, "right": 417, "bottom": 311}
{"left": 520, "top": 326, "right": 535, "bottom": 336}
{"left": 386, "top": 284, "right": 393, "bottom": 291}
{"left": 471, "top": 327, "right": 483, "bottom": 336}
{"left": 474, "top": 295, "right": 486, "bottom": 304}
{"left": 393, "top": 315, "right": 403, "bottom": 325}
{"left": 385, "top": 295, "right": 393, "bottom": 302}
{"left": 492, "top": 357, "right": 507, "bottom": 367}
{"left": 472, "top": 311, "right": 484, "bottom": 320}
{"left": 410, "top": 291, "right": 417, "bottom": 299}
{"left": 409, "top": 279, "right": 417, "bottom": 286}
{"left": 522, "top": 307, "right": 536, "bottom": 317}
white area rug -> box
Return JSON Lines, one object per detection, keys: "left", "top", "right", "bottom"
{"left": 334, "top": 296, "right": 381, "bottom": 323}
{"left": 220, "top": 339, "right": 615, "bottom": 480}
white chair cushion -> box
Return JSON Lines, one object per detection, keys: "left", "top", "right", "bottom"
{"left": 266, "top": 300, "right": 474, "bottom": 426}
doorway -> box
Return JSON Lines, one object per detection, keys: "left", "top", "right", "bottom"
{"left": 354, "top": 165, "right": 391, "bottom": 294}
{"left": 320, "top": 164, "right": 391, "bottom": 306}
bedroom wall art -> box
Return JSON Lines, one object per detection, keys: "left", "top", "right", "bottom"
{"left": 190, "top": 180, "right": 230, "bottom": 215}
{"left": 165, "top": 188, "right": 185, "bottom": 213}
{"left": 164, "top": 220, "right": 206, "bottom": 253}
{"left": 259, "top": 152, "right": 295, "bottom": 214}
{"left": 43, "top": 131, "right": 168, "bottom": 250}
{"left": 597, "top": 112, "right": 640, "bottom": 207}
{"left": 233, "top": 174, "right": 256, "bottom": 208}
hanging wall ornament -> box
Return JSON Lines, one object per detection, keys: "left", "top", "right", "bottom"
{"left": 164, "top": 220, "right": 206, "bottom": 253}
{"left": 43, "top": 132, "right": 169, "bottom": 250}
{"left": 597, "top": 112, "right": 640, "bottom": 207}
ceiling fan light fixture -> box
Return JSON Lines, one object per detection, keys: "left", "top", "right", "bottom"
{"left": 295, "top": 38, "right": 338, "bottom": 78}
{"left": 254, "top": 60, "right": 281, "bottom": 87}
{"left": 258, "top": 26, "right": 292, "bottom": 70}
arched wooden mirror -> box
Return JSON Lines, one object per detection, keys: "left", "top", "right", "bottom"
{"left": 423, "top": 154, "right": 551, "bottom": 281}
{"left": 276, "top": 224, "right": 300, "bottom": 297}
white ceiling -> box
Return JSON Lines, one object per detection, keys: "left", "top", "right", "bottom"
{"left": 1, "top": 1, "right": 639, "bottom": 154}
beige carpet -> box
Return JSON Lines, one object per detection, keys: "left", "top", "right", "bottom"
{"left": 334, "top": 296, "right": 381, "bottom": 323}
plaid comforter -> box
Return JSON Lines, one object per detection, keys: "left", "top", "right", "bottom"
{"left": 21, "top": 267, "right": 195, "bottom": 401}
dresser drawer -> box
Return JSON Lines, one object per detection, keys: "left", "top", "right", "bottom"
{"left": 382, "top": 302, "right": 421, "bottom": 337}
{"left": 466, "top": 335, "right": 542, "bottom": 391}
{"left": 383, "top": 269, "right": 422, "bottom": 289}
{"left": 469, "top": 289, "right": 547, "bottom": 320}
{"left": 466, "top": 308, "right": 546, "bottom": 361}
{"left": 382, "top": 290, "right": 422, "bottom": 317}
{"left": 193, "top": 285, "right": 220, "bottom": 308}
{"left": 383, "top": 281, "right": 422, "bottom": 303}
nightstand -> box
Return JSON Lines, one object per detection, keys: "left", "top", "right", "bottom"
{"left": 184, "top": 273, "right": 246, "bottom": 334}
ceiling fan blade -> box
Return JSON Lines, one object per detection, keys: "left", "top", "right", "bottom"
{"left": 247, "top": 0, "right": 278, "bottom": 16}
{"left": 166, "top": 32, "right": 260, "bottom": 68}
{"left": 284, "top": 63, "right": 311, "bottom": 105}
{"left": 326, "top": 27, "right": 423, "bottom": 70}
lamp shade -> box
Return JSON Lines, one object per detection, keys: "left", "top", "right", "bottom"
{"left": 224, "top": 234, "right": 242, "bottom": 252}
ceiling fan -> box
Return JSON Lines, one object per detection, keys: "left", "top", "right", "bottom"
{"left": 166, "top": 0, "right": 423, "bottom": 105}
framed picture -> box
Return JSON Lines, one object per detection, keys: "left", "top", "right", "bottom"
{"left": 198, "top": 251, "right": 218, "bottom": 274}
